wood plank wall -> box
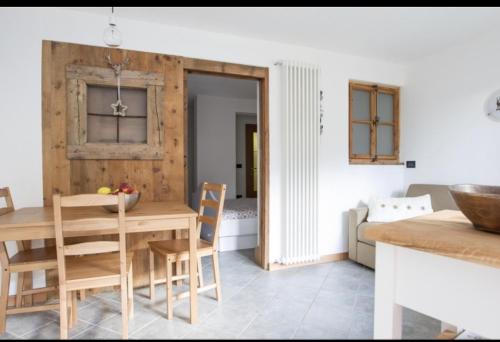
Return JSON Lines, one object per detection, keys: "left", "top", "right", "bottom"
{"left": 42, "top": 41, "right": 185, "bottom": 287}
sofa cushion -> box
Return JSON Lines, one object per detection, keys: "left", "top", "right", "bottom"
{"left": 367, "top": 194, "right": 433, "bottom": 223}
{"left": 358, "top": 222, "right": 383, "bottom": 246}
{"left": 406, "top": 184, "right": 458, "bottom": 211}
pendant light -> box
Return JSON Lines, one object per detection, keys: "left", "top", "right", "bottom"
{"left": 103, "top": 7, "right": 122, "bottom": 47}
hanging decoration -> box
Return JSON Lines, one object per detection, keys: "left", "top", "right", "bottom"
{"left": 105, "top": 55, "right": 130, "bottom": 117}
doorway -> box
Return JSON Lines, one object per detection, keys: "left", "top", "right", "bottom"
{"left": 183, "top": 59, "right": 269, "bottom": 269}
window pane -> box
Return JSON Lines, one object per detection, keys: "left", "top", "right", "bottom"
{"left": 120, "top": 88, "right": 147, "bottom": 117}
{"left": 119, "top": 117, "right": 147, "bottom": 144}
{"left": 87, "top": 116, "right": 117, "bottom": 143}
{"left": 377, "top": 92, "right": 394, "bottom": 122}
{"left": 87, "top": 85, "right": 116, "bottom": 115}
{"left": 377, "top": 125, "right": 394, "bottom": 155}
{"left": 352, "top": 123, "right": 370, "bottom": 155}
{"left": 352, "top": 89, "right": 370, "bottom": 121}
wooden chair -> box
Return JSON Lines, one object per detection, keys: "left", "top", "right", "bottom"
{"left": 53, "top": 193, "right": 134, "bottom": 339}
{"left": 148, "top": 182, "right": 226, "bottom": 319}
{"left": 0, "top": 187, "right": 60, "bottom": 334}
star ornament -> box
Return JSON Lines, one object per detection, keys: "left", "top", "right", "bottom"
{"left": 111, "top": 99, "right": 128, "bottom": 117}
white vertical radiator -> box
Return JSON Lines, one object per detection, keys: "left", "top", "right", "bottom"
{"left": 280, "top": 61, "right": 320, "bottom": 265}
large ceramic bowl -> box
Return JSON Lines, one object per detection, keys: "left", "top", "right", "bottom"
{"left": 449, "top": 184, "right": 500, "bottom": 234}
{"left": 103, "top": 192, "right": 141, "bottom": 213}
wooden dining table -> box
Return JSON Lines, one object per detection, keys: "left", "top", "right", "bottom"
{"left": 0, "top": 201, "right": 200, "bottom": 324}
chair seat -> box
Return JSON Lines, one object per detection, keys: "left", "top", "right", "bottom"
{"left": 9, "top": 247, "right": 57, "bottom": 271}
{"left": 148, "top": 239, "right": 213, "bottom": 261}
{"left": 65, "top": 252, "right": 133, "bottom": 289}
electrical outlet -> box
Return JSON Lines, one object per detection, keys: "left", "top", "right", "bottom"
{"left": 406, "top": 161, "right": 416, "bottom": 168}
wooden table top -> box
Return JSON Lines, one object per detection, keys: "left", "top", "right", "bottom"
{"left": 364, "top": 210, "right": 500, "bottom": 269}
{"left": 0, "top": 201, "right": 197, "bottom": 229}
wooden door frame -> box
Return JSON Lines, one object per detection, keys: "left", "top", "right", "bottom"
{"left": 182, "top": 57, "right": 270, "bottom": 270}
{"left": 245, "top": 123, "right": 258, "bottom": 198}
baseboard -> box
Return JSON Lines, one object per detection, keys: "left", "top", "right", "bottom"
{"left": 268, "top": 252, "right": 348, "bottom": 271}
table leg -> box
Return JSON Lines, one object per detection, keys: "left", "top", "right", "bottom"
{"left": 188, "top": 217, "right": 198, "bottom": 324}
{"left": 175, "top": 230, "right": 183, "bottom": 286}
{"left": 374, "top": 242, "right": 402, "bottom": 339}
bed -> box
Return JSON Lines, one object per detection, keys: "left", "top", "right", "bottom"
{"left": 200, "top": 197, "right": 258, "bottom": 252}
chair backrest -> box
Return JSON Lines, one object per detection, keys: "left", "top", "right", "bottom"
{"left": 0, "top": 187, "right": 14, "bottom": 216}
{"left": 196, "top": 182, "right": 226, "bottom": 250}
{"left": 52, "top": 193, "right": 127, "bottom": 284}
{"left": 0, "top": 187, "right": 15, "bottom": 267}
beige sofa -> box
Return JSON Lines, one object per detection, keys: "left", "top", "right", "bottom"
{"left": 348, "top": 184, "right": 459, "bottom": 269}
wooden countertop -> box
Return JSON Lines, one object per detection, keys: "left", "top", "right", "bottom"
{"left": 364, "top": 210, "right": 500, "bottom": 269}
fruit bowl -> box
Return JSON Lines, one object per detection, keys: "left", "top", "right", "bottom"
{"left": 103, "top": 192, "right": 141, "bottom": 213}
{"left": 449, "top": 184, "right": 500, "bottom": 234}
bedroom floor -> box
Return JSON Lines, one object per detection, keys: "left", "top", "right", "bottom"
{"left": 0, "top": 249, "right": 440, "bottom": 339}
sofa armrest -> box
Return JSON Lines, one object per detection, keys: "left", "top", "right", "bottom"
{"left": 348, "top": 207, "right": 369, "bottom": 261}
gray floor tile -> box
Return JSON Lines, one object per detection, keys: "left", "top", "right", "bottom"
{"left": 200, "top": 305, "right": 258, "bottom": 336}
{"left": 168, "top": 296, "right": 219, "bottom": 323}
{"left": 6, "top": 311, "right": 58, "bottom": 337}
{"left": 73, "top": 325, "right": 122, "bottom": 339}
{"left": 313, "top": 289, "right": 357, "bottom": 314}
{"left": 131, "top": 317, "right": 196, "bottom": 339}
{"left": 77, "top": 298, "right": 122, "bottom": 325}
{"left": 21, "top": 320, "right": 93, "bottom": 339}
{"left": 1, "top": 249, "right": 444, "bottom": 340}
{"left": 96, "top": 302, "right": 161, "bottom": 335}
{"left": 293, "top": 321, "right": 350, "bottom": 339}
{"left": 0, "top": 332, "right": 19, "bottom": 340}
{"left": 184, "top": 325, "right": 239, "bottom": 339}
{"left": 302, "top": 301, "right": 353, "bottom": 335}
{"left": 353, "top": 294, "right": 374, "bottom": 316}
{"left": 238, "top": 314, "right": 298, "bottom": 339}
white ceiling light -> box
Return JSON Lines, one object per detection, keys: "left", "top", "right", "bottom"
{"left": 103, "top": 7, "right": 122, "bottom": 47}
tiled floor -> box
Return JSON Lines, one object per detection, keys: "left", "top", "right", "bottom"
{"left": 0, "top": 249, "right": 440, "bottom": 339}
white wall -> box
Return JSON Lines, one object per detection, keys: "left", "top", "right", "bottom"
{"left": 195, "top": 95, "right": 257, "bottom": 200}
{"left": 0, "top": 7, "right": 408, "bottom": 268}
{"left": 402, "top": 32, "right": 500, "bottom": 188}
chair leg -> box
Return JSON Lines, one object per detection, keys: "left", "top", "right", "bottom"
{"left": 71, "top": 291, "right": 77, "bottom": 326}
{"left": 15, "top": 272, "right": 24, "bottom": 308}
{"left": 175, "top": 260, "right": 183, "bottom": 286}
{"left": 120, "top": 275, "right": 129, "bottom": 339}
{"left": 166, "top": 258, "right": 173, "bottom": 320}
{"left": 0, "top": 271, "right": 10, "bottom": 334}
{"left": 22, "top": 272, "right": 33, "bottom": 307}
{"left": 197, "top": 257, "right": 204, "bottom": 288}
{"left": 149, "top": 249, "right": 155, "bottom": 302}
{"left": 68, "top": 292, "right": 73, "bottom": 329}
{"left": 59, "top": 288, "right": 68, "bottom": 339}
{"left": 68, "top": 291, "right": 76, "bottom": 329}
{"left": 127, "top": 264, "right": 134, "bottom": 319}
{"left": 79, "top": 290, "right": 86, "bottom": 301}
{"left": 212, "top": 252, "right": 222, "bottom": 302}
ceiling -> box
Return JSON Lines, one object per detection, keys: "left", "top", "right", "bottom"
{"left": 187, "top": 74, "right": 257, "bottom": 103}
{"left": 67, "top": 7, "right": 500, "bottom": 64}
